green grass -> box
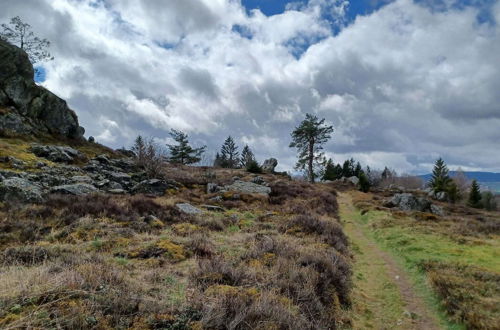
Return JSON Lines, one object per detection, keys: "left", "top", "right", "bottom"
{"left": 364, "top": 210, "right": 500, "bottom": 272}
{"left": 356, "top": 209, "right": 500, "bottom": 329}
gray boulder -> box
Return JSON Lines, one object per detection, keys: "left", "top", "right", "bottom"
{"left": 51, "top": 183, "right": 97, "bottom": 195}
{"left": 131, "top": 179, "right": 177, "bottom": 196}
{"left": 435, "top": 191, "right": 448, "bottom": 202}
{"left": 262, "top": 158, "right": 278, "bottom": 172}
{"left": 30, "top": 145, "right": 86, "bottom": 163}
{"left": 176, "top": 203, "right": 202, "bottom": 215}
{"left": 0, "top": 177, "right": 43, "bottom": 203}
{"left": 105, "top": 171, "right": 131, "bottom": 183}
{"left": 348, "top": 176, "right": 360, "bottom": 185}
{"left": 385, "top": 193, "right": 444, "bottom": 216}
{"left": 430, "top": 204, "right": 445, "bottom": 216}
{"left": 207, "top": 182, "right": 220, "bottom": 194}
{"left": 0, "top": 39, "right": 84, "bottom": 139}
{"left": 224, "top": 180, "right": 271, "bottom": 196}
{"left": 71, "top": 175, "right": 93, "bottom": 184}
{"left": 386, "top": 193, "right": 430, "bottom": 212}
{"left": 251, "top": 176, "right": 265, "bottom": 185}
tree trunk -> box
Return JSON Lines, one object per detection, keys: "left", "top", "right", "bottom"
{"left": 308, "top": 140, "right": 314, "bottom": 183}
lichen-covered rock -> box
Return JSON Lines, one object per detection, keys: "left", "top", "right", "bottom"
{"left": 262, "top": 158, "right": 278, "bottom": 172}
{"left": 0, "top": 39, "right": 84, "bottom": 138}
{"left": 176, "top": 203, "right": 202, "bottom": 215}
{"left": 50, "top": 183, "right": 97, "bottom": 195}
{"left": 0, "top": 177, "right": 43, "bottom": 203}
{"left": 207, "top": 182, "right": 220, "bottom": 194}
{"left": 347, "top": 176, "right": 359, "bottom": 185}
{"left": 30, "top": 145, "right": 86, "bottom": 163}
{"left": 131, "top": 179, "right": 178, "bottom": 196}
{"left": 224, "top": 180, "right": 271, "bottom": 196}
{"left": 430, "top": 204, "right": 445, "bottom": 216}
{"left": 385, "top": 193, "right": 444, "bottom": 216}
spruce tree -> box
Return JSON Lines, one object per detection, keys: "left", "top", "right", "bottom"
{"left": 342, "top": 158, "right": 355, "bottom": 177}
{"left": 220, "top": 136, "right": 239, "bottom": 168}
{"left": 213, "top": 152, "right": 223, "bottom": 167}
{"left": 289, "top": 114, "right": 334, "bottom": 183}
{"left": 381, "top": 167, "right": 392, "bottom": 180}
{"left": 166, "top": 129, "right": 206, "bottom": 165}
{"left": 131, "top": 135, "right": 147, "bottom": 166}
{"left": 358, "top": 171, "right": 371, "bottom": 193}
{"left": 429, "top": 158, "right": 452, "bottom": 193}
{"left": 468, "top": 180, "right": 482, "bottom": 208}
{"left": 322, "top": 159, "right": 336, "bottom": 181}
{"left": 354, "top": 162, "right": 362, "bottom": 177}
{"left": 240, "top": 145, "right": 255, "bottom": 168}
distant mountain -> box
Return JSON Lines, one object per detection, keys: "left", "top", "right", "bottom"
{"left": 419, "top": 171, "right": 500, "bottom": 183}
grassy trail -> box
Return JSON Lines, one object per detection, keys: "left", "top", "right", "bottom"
{"left": 339, "top": 192, "right": 442, "bottom": 329}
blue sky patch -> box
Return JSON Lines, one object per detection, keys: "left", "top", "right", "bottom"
{"left": 34, "top": 67, "right": 46, "bottom": 83}
{"left": 232, "top": 24, "right": 254, "bottom": 39}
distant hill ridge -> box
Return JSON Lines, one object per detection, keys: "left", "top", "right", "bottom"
{"left": 419, "top": 171, "right": 500, "bottom": 183}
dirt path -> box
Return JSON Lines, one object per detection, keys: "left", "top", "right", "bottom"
{"left": 339, "top": 192, "right": 441, "bottom": 330}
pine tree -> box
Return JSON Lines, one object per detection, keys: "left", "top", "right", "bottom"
{"left": 354, "top": 162, "right": 362, "bottom": 177}
{"left": 213, "top": 152, "right": 223, "bottom": 167}
{"left": 358, "top": 171, "right": 371, "bottom": 193}
{"left": 447, "top": 181, "right": 461, "bottom": 203}
{"left": 131, "top": 135, "right": 147, "bottom": 166}
{"left": 429, "top": 158, "right": 452, "bottom": 193}
{"left": 381, "top": 167, "right": 393, "bottom": 180}
{"left": 481, "top": 191, "right": 497, "bottom": 211}
{"left": 322, "top": 159, "right": 342, "bottom": 181}
{"left": 289, "top": 114, "right": 334, "bottom": 183}
{"left": 1, "top": 16, "right": 54, "bottom": 73}
{"left": 342, "top": 158, "right": 355, "bottom": 177}
{"left": 220, "top": 136, "right": 239, "bottom": 168}
{"left": 240, "top": 145, "right": 255, "bottom": 168}
{"left": 246, "top": 159, "right": 262, "bottom": 173}
{"left": 166, "top": 129, "right": 206, "bottom": 165}
{"left": 468, "top": 180, "right": 482, "bottom": 208}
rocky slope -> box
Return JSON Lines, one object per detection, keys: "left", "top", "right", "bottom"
{"left": 0, "top": 39, "right": 84, "bottom": 139}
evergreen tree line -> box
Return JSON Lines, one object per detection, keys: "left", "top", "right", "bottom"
{"left": 213, "top": 136, "right": 262, "bottom": 172}
{"left": 429, "top": 158, "right": 497, "bottom": 210}
{"left": 132, "top": 131, "right": 263, "bottom": 173}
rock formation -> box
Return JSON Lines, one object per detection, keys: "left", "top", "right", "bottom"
{"left": 0, "top": 39, "right": 84, "bottom": 139}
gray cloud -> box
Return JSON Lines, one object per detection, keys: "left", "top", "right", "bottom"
{"left": 1, "top": 0, "right": 499, "bottom": 173}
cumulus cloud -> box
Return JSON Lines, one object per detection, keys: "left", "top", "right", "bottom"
{"left": 1, "top": 0, "right": 499, "bottom": 173}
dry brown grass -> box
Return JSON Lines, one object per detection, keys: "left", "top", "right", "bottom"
{"left": 0, "top": 166, "right": 351, "bottom": 328}
{"left": 422, "top": 260, "right": 500, "bottom": 330}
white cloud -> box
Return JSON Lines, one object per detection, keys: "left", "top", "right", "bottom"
{"left": 1, "top": 0, "right": 499, "bottom": 174}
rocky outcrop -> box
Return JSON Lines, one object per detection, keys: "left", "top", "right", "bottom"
{"left": 50, "top": 183, "right": 98, "bottom": 195}
{"left": 384, "top": 193, "right": 445, "bottom": 216}
{"left": 0, "top": 39, "right": 84, "bottom": 139}
{"left": 30, "top": 145, "right": 86, "bottom": 163}
{"left": 131, "top": 179, "right": 178, "bottom": 196}
{"left": 0, "top": 177, "right": 44, "bottom": 203}
{"left": 176, "top": 203, "right": 202, "bottom": 215}
{"left": 224, "top": 180, "right": 271, "bottom": 196}
{"left": 262, "top": 158, "right": 278, "bottom": 173}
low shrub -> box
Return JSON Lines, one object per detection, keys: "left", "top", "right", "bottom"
{"left": 421, "top": 260, "right": 500, "bottom": 329}
{"left": 283, "top": 215, "right": 349, "bottom": 255}
{"left": 187, "top": 234, "right": 215, "bottom": 257}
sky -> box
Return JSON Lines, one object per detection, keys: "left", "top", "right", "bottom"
{"left": 1, "top": 0, "right": 499, "bottom": 174}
